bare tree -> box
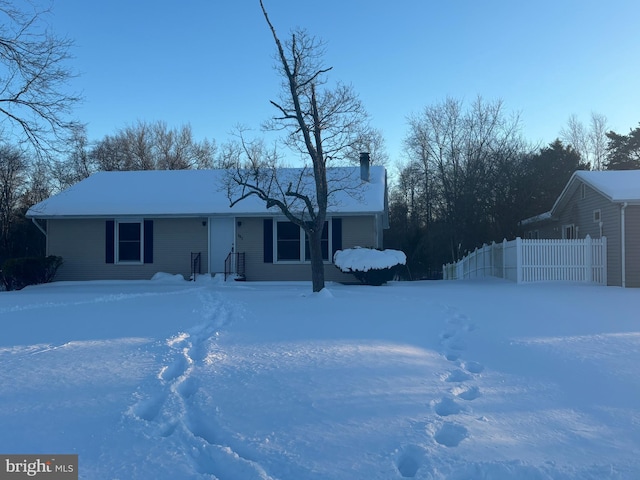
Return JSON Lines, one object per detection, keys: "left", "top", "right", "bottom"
{"left": 123, "top": 121, "right": 155, "bottom": 170}
{"left": 22, "top": 158, "right": 50, "bottom": 207}
{"left": 155, "top": 122, "right": 213, "bottom": 170}
{"left": 347, "top": 128, "right": 389, "bottom": 166}
{"left": 559, "top": 114, "right": 588, "bottom": 164}
{"left": 49, "top": 125, "right": 96, "bottom": 191}
{"left": 225, "top": 2, "right": 372, "bottom": 292}
{"left": 403, "top": 96, "right": 525, "bottom": 262}
{"left": 588, "top": 112, "right": 608, "bottom": 171}
{"left": 192, "top": 137, "right": 216, "bottom": 169}
{"left": 560, "top": 112, "right": 608, "bottom": 170}
{"left": 0, "top": 1, "right": 81, "bottom": 156}
{"left": 0, "top": 145, "right": 28, "bottom": 256}
{"left": 88, "top": 121, "right": 216, "bottom": 172}
{"left": 90, "top": 134, "right": 128, "bottom": 171}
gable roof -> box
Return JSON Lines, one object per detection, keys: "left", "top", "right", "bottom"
{"left": 521, "top": 170, "right": 640, "bottom": 225}
{"left": 551, "top": 170, "right": 640, "bottom": 217}
{"left": 572, "top": 170, "right": 640, "bottom": 202}
{"left": 26, "top": 167, "right": 387, "bottom": 219}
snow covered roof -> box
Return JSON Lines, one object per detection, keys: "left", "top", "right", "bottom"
{"left": 521, "top": 170, "right": 640, "bottom": 225}
{"left": 573, "top": 170, "right": 640, "bottom": 202}
{"left": 520, "top": 211, "right": 552, "bottom": 226}
{"left": 549, "top": 169, "right": 640, "bottom": 217}
{"left": 27, "top": 167, "right": 387, "bottom": 218}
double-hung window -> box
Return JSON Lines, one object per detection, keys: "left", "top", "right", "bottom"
{"left": 276, "top": 221, "right": 302, "bottom": 261}
{"left": 117, "top": 220, "right": 143, "bottom": 263}
{"left": 105, "top": 219, "right": 153, "bottom": 264}
{"left": 275, "top": 220, "right": 330, "bottom": 262}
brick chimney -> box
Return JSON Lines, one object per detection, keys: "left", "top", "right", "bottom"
{"left": 359, "top": 152, "right": 370, "bottom": 182}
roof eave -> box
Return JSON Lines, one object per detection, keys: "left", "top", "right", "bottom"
{"left": 27, "top": 209, "right": 386, "bottom": 220}
{"left": 610, "top": 199, "right": 640, "bottom": 205}
{"left": 549, "top": 171, "right": 581, "bottom": 216}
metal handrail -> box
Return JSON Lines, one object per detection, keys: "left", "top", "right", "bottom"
{"left": 224, "top": 252, "right": 245, "bottom": 280}
{"left": 190, "top": 252, "right": 201, "bottom": 281}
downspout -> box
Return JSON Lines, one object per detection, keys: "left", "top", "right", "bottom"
{"left": 621, "top": 202, "right": 628, "bottom": 288}
{"left": 31, "top": 217, "right": 47, "bottom": 238}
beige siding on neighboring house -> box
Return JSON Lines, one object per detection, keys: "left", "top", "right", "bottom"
{"left": 602, "top": 203, "right": 623, "bottom": 287}
{"left": 625, "top": 205, "right": 640, "bottom": 288}
{"left": 524, "top": 174, "right": 640, "bottom": 287}
{"left": 525, "top": 181, "right": 624, "bottom": 286}
{"left": 235, "top": 215, "right": 381, "bottom": 283}
{"left": 528, "top": 222, "right": 556, "bottom": 239}
{"left": 48, "top": 217, "right": 208, "bottom": 281}
{"left": 553, "top": 182, "right": 622, "bottom": 286}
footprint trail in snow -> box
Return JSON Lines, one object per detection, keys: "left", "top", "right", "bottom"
{"left": 127, "top": 290, "right": 274, "bottom": 480}
{"left": 394, "top": 306, "right": 485, "bottom": 478}
{"left": 433, "top": 309, "right": 483, "bottom": 448}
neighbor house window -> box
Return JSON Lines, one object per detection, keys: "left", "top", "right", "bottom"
{"left": 117, "top": 221, "right": 143, "bottom": 262}
{"left": 562, "top": 224, "right": 576, "bottom": 239}
{"left": 593, "top": 209, "right": 601, "bottom": 222}
{"left": 275, "top": 220, "right": 330, "bottom": 262}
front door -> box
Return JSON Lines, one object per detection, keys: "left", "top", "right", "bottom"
{"left": 209, "top": 217, "right": 235, "bottom": 274}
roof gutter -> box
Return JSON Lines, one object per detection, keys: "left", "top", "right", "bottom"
{"left": 31, "top": 217, "right": 47, "bottom": 238}
{"left": 621, "top": 202, "right": 628, "bottom": 287}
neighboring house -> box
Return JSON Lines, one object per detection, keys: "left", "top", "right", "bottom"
{"left": 26, "top": 163, "right": 389, "bottom": 283}
{"left": 521, "top": 170, "right": 640, "bottom": 287}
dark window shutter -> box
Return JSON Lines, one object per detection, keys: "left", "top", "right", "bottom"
{"left": 331, "top": 217, "right": 342, "bottom": 259}
{"left": 143, "top": 220, "right": 153, "bottom": 264}
{"left": 263, "top": 219, "right": 273, "bottom": 263}
{"left": 105, "top": 220, "right": 115, "bottom": 264}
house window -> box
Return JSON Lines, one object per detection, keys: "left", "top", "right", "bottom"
{"left": 275, "top": 220, "right": 330, "bottom": 262}
{"left": 562, "top": 224, "right": 576, "bottom": 239}
{"left": 106, "top": 219, "right": 153, "bottom": 264}
{"left": 276, "top": 221, "right": 301, "bottom": 261}
{"left": 117, "top": 221, "right": 143, "bottom": 263}
{"left": 593, "top": 209, "right": 601, "bottom": 222}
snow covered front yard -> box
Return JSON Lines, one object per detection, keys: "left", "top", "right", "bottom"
{"left": 1, "top": 277, "right": 639, "bottom": 479}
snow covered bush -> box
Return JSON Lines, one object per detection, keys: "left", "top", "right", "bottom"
{"left": 1, "top": 255, "right": 63, "bottom": 290}
{"left": 333, "top": 247, "right": 406, "bottom": 285}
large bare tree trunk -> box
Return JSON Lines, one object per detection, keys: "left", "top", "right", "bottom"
{"left": 308, "top": 226, "right": 325, "bottom": 292}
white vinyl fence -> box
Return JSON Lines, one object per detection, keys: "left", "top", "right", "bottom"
{"left": 443, "top": 236, "right": 607, "bottom": 285}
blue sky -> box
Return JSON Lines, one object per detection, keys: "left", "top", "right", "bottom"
{"left": 48, "top": 0, "right": 640, "bottom": 164}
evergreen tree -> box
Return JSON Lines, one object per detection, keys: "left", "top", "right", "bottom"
{"left": 522, "top": 139, "right": 587, "bottom": 216}
{"left": 605, "top": 125, "right": 640, "bottom": 170}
